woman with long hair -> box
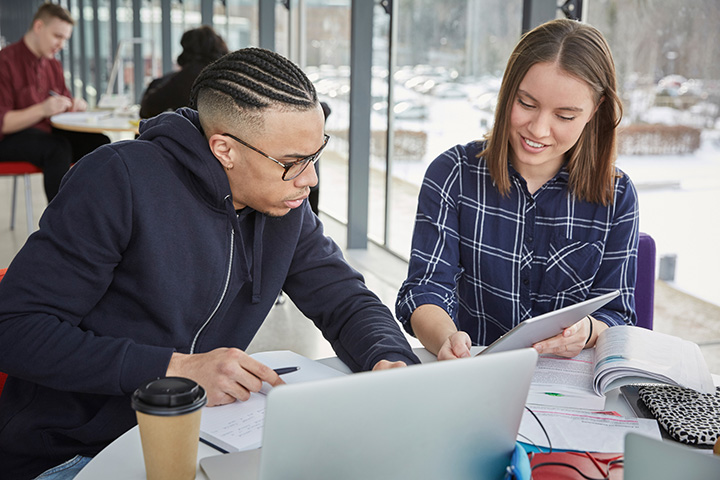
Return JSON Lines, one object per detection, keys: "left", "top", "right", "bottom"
{"left": 396, "top": 19, "right": 639, "bottom": 360}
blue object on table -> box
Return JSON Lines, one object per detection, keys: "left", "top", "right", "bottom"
{"left": 505, "top": 442, "right": 531, "bottom": 480}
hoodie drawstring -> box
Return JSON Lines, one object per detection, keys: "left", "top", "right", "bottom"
{"left": 224, "top": 195, "right": 264, "bottom": 304}
{"left": 252, "top": 213, "right": 265, "bottom": 304}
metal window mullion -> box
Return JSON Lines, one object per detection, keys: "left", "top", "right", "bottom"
{"left": 522, "top": 0, "right": 556, "bottom": 33}
{"left": 65, "top": 0, "right": 77, "bottom": 98}
{"left": 258, "top": 0, "right": 275, "bottom": 51}
{"left": 383, "top": 0, "right": 397, "bottom": 248}
{"left": 78, "top": 0, "right": 88, "bottom": 100}
{"left": 297, "top": 0, "right": 306, "bottom": 69}
{"left": 201, "top": 0, "right": 213, "bottom": 26}
{"left": 109, "top": 0, "right": 118, "bottom": 92}
{"left": 92, "top": 0, "right": 101, "bottom": 99}
{"left": 161, "top": 0, "right": 171, "bottom": 74}
{"left": 132, "top": 0, "right": 143, "bottom": 103}
{"left": 347, "top": 0, "right": 373, "bottom": 249}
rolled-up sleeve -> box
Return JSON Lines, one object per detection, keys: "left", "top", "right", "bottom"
{"left": 396, "top": 146, "right": 467, "bottom": 335}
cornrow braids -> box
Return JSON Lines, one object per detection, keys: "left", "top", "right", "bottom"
{"left": 189, "top": 47, "right": 317, "bottom": 111}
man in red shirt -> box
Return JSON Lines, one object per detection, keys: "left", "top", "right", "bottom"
{"left": 0, "top": 3, "right": 109, "bottom": 201}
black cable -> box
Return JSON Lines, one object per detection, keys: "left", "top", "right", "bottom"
{"left": 530, "top": 461, "right": 609, "bottom": 480}
{"left": 522, "top": 406, "right": 626, "bottom": 479}
{"left": 530, "top": 453, "right": 624, "bottom": 479}
{"left": 524, "top": 405, "right": 552, "bottom": 453}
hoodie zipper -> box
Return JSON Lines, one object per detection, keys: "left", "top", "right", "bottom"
{"left": 189, "top": 228, "right": 235, "bottom": 354}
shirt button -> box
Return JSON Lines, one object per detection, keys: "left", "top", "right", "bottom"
{"left": 523, "top": 278, "right": 529, "bottom": 286}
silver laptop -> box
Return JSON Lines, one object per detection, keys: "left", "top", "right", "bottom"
{"left": 624, "top": 433, "right": 720, "bottom": 479}
{"left": 479, "top": 290, "right": 619, "bottom": 355}
{"left": 200, "top": 348, "right": 538, "bottom": 480}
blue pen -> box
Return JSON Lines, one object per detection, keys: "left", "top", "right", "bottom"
{"left": 274, "top": 366, "right": 300, "bottom": 375}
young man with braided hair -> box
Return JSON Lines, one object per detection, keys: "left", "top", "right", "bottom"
{"left": 0, "top": 48, "right": 420, "bottom": 480}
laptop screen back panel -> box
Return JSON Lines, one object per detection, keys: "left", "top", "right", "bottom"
{"left": 259, "top": 348, "right": 538, "bottom": 480}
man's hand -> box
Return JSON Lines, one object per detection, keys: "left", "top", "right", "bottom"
{"left": 42, "top": 95, "right": 72, "bottom": 117}
{"left": 166, "top": 348, "right": 284, "bottom": 407}
{"left": 71, "top": 97, "right": 88, "bottom": 112}
{"left": 437, "top": 331, "right": 472, "bottom": 361}
{"left": 372, "top": 359, "right": 408, "bottom": 371}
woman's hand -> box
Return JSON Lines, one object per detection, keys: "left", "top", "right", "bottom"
{"left": 532, "top": 316, "right": 599, "bottom": 358}
{"left": 437, "top": 331, "right": 472, "bottom": 361}
{"left": 410, "top": 304, "right": 472, "bottom": 361}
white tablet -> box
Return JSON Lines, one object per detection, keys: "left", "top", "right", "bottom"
{"left": 478, "top": 290, "right": 620, "bottom": 355}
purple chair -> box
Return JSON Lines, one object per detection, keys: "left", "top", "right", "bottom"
{"left": 635, "top": 232, "right": 656, "bottom": 329}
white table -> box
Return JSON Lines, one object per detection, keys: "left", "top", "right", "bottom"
{"left": 75, "top": 349, "right": 436, "bottom": 479}
{"left": 50, "top": 111, "right": 139, "bottom": 141}
{"left": 72, "top": 348, "right": 647, "bottom": 480}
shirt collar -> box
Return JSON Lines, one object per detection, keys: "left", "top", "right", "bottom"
{"left": 19, "top": 38, "right": 44, "bottom": 66}
{"left": 507, "top": 160, "right": 570, "bottom": 185}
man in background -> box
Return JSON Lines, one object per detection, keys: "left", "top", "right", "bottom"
{"left": 0, "top": 2, "right": 109, "bottom": 201}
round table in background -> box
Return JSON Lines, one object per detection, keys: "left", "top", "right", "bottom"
{"left": 51, "top": 111, "right": 140, "bottom": 140}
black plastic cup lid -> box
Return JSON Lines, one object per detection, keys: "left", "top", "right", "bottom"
{"left": 131, "top": 377, "right": 207, "bottom": 416}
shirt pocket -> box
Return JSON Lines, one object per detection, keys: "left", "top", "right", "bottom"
{"left": 539, "top": 234, "right": 604, "bottom": 297}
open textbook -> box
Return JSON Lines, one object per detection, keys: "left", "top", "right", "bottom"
{"left": 527, "top": 325, "right": 714, "bottom": 408}
{"left": 199, "top": 350, "right": 346, "bottom": 453}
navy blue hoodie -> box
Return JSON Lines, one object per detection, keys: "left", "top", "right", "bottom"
{"left": 0, "top": 109, "right": 419, "bottom": 479}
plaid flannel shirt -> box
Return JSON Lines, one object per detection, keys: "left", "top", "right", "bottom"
{"left": 396, "top": 141, "right": 639, "bottom": 346}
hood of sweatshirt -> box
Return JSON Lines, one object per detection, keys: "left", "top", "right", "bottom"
{"left": 137, "top": 108, "right": 267, "bottom": 303}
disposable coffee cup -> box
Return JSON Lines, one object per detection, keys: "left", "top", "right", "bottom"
{"left": 131, "top": 377, "right": 207, "bottom": 480}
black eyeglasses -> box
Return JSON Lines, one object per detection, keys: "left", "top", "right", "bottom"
{"left": 221, "top": 132, "right": 330, "bottom": 181}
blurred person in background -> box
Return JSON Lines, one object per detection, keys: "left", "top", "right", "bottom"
{"left": 0, "top": 2, "right": 109, "bottom": 201}
{"left": 140, "top": 25, "right": 228, "bottom": 119}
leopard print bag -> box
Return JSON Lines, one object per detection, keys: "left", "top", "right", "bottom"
{"left": 638, "top": 385, "right": 720, "bottom": 446}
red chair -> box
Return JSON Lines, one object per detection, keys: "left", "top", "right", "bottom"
{"left": 0, "top": 161, "right": 43, "bottom": 235}
{"left": 0, "top": 267, "right": 6, "bottom": 396}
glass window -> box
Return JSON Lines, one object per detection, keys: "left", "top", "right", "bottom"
{"left": 382, "top": 0, "right": 523, "bottom": 256}
{"left": 169, "top": 0, "right": 202, "bottom": 71}
{"left": 275, "top": 1, "right": 290, "bottom": 58}
{"left": 369, "top": 3, "right": 390, "bottom": 245}
{"left": 297, "top": 0, "right": 522, "bottom": 251}
{"left": 215, "top": 0, "right": 255, "bottom": 50}
{"left": 304, "top": 1, "right": 352, "bottom": 224}
{"left": 586, "top": 0, "right": 720, "bottom": 307}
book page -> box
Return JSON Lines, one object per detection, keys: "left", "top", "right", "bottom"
{"left": 200, "top": 393, "right": 266, "bottom": 453}
{"left": 526, "top": 350, "right": 606, "bottom": 410}
{"left": 592, "top": 326, "right": 714, "bottom": 395}
{"left": 199, "top": 350, "right": 347, "bottom": 452}
{"left": 519, "top": 405, "right": 661, "bottom": 452}
{"left": 251, "top": 350, "right": 346, "bottom": 394}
